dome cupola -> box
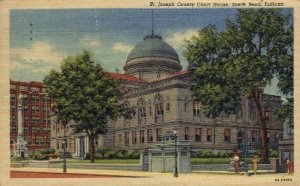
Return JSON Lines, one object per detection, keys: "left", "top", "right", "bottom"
{"left": 124, "top": 34, "right": 182, "bottom": 81}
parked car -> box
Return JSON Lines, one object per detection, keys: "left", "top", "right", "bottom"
{"left": 59, "top": 152, "right": 72, "bottom": 158}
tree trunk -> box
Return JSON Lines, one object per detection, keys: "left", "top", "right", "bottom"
{"left": 252, "top": 89, "right": 269, "bottom": 162}
{"left": 89, "top": 135, "right": 95, "bottom": 163}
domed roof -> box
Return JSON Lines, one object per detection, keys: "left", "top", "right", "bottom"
{"left": 126, "top": 34, "right": 180, "bottom": 62}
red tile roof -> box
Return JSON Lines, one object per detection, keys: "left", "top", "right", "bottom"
{"left": 168, "top": 70, "right": 190, "bottom": 78}
{"left": 107, "top": 72, "right": 146, "bottom": 83}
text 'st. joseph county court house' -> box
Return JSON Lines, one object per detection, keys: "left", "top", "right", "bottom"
{"left": 50, "top": 33, "right": 282, "bottom": 158}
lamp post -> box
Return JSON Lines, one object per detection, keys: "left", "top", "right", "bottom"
{"left": 62, "top": 139, "right": 67, "bottom": 173}
{"left": 173, "top": 129, "right": 178, "bottom": 177}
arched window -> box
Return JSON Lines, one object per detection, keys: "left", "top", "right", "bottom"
{"left": 249, "top": 99, "right": 256, "bottom": 122}
{"left": 154, "top": 94, "right": 164, "bottom": 123}
{"left": 264, "top": 105, "right": 271, "bottom": 122}
{"left": 148, "top": 100, "right": 152, "bottom": 116}
{"left": 184, "top": 96, "right": 189, "bottom": 112}
{"left": 123, "top": 101, "right": 130, "bottom": 126}
{"left": 193, "top": 102, "right": 201, "bottom": 117}
{"left": 137, "top": 98, "right": 146, "bottom": 125}
{"left": 165, "top": 96, "right": 170, "bottom": 112}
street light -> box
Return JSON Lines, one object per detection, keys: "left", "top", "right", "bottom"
{"left": 173, "top": 129, "right": 178, "bottom": 177}
{"left": 62, "top": 139, "right": 67, "bottom": 173}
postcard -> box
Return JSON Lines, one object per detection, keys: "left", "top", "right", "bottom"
{"left": 0, "top": 0, "right": 298, "bottom": 185}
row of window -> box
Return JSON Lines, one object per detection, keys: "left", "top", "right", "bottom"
{"left": 118, "top": 128, "right": 280, "bottom": 145}
{"left": 127, "top": 98, "right": 272, "bottom": 126}
{"left": 10, "top": 85, "right": 46, "bottom": 93}
{"left": 10, "top": 137, "right": 50, "bottom": 145}
{"left": 10, "top": 126, "right": 50, "bottom": 132}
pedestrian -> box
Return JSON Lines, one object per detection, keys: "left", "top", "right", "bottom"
{"left": 286, "top": 159, "right": 294, "bottom": 175}
{"left": 233, "top": 154, "right": 240, "bottom": 174}
{"left": 252, "top": 156, "right": 258, "bottom": 175}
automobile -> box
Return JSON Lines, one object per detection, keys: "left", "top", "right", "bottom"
{"left": 59, "top": 152, "right": 72, "bottom": 158}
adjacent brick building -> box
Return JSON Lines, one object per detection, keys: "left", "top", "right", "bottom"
{"left": 10, "top": 80, "right": 51, "bottom": 155}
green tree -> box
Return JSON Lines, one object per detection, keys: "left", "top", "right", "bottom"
{"left": 184, "top": 9, "right": 293, "bottom": 162}
{"left": 44, "top": 51, "right": 134, "bottom": 163}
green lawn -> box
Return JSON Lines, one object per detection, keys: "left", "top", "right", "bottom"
{"left": 67, "top": 159, "right": 140, "bottom": 164}
{"left": 191, "top": 158, "right": 230, "bottom": 164}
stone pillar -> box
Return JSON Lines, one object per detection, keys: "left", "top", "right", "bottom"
{"left": 17, "top": 102, "right": 24, "bottom": 135}
{"left": 177, "top": 150, "right": 181, "bottom": 173}
{"left": 148, "top": 152, "right": 152, "bottom": 172}
{"left": 16, "top": 95, "right": 28, "bottom": 158}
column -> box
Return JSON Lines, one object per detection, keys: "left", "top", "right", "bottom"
{"left": 17, "top": 102, "right": 24, "bottom": 136}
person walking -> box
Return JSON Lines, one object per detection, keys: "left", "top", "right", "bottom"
{"left": 233, "top": 154, "right": 240, "bottom": 174}
{"left": 252, "top": 156, "right": 259, "bottom": 175}
{"left": 286, "top": 159, "right": 294, "bottom": 175}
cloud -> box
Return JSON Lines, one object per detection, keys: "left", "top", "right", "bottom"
{"left": 10, "top": 41, "right": 67, "bottom": 75}
{"left": 112, "top": 43, "right": 133, "bottom": 53}
{"left": 165, "top": 29, "right": 198, "bottom": 49}
{"left": 80, "top": 35, "right": 101, "bottom": 49}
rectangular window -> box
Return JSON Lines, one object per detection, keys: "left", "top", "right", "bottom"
{"left": 184, "top": 102, "right": 188, "bottom": 112}
{"left": 193, "top": 102, "right": 201, "bottom": 117}
{"left": 19, "top": 85, "right": 28, "bottom": 91}
{"left": 139, "top": 107, "right": 146, "bottom": 118}
{"left": 148, "top": 106, "right": 152, "bottom": 115}
{"left": 156, "top": 128, "right": 162, "bottom": 141}
{"left": 155, "top": 103, "right": 164, "bottom": 116}
{"left": 265, "top": 109, "right": 271, "bottom": 122}
{"left": 252, "top": 130, "right": 258, "bottom": 142}
{"left": 140, "top": 130, "right": 144, "bottom": 143}
{"left": 267, "top": 132, "right": 271, "bottom": 143}
{"left": 147, "top": 129, "right": 153, "bottom": 142}
{"left": 166, "top": 102, "right": 170, "bottom": 112}
{"left": 185, "top": 127, "right": 189, "bottom": 140}
{"left": 125, "top": 132, "right": 129, "bottom": 145}
{"left": 207, "top": 128, "right": 212, "bottom": 142}
{"left": 236, "top": 105, "right": 243, "bottom": 118}
{"left": 31, "top": 87, "right": 40, "bottom": 92}
{"left": 195, "top": 128, "right": 201, "bottom": 142}
{"left": 10, "top": 85, "right": 17, "bottom": 90}
{"left": 132, "top": 131, "right": 137, "bottom": 144}
{"left": 10, "top": 94, "right": 16, "bottom": 101}
{"left": 223, "top": 112, "right": 230, "bottom": 118}
{"left": 224, "top": 129, "right": 231, "bottom": 142}
{"left": 118, "top": 134, "right": 122, "bottom": 144}
{"left": 274, "top": 132, "right": 279, "bottom": 143}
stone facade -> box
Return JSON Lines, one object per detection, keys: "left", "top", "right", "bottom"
{"left": 50, "top": 33, "right": 283, "bottom": 158}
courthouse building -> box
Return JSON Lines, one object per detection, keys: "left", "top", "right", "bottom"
{"left": 50, "top": 33, "right": 283, "bottom": 158}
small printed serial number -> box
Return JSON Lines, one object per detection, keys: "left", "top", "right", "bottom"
{"left": 275, "top": 178, "right": 293, "bottom": 182}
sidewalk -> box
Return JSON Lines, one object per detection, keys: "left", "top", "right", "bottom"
{"left": 8, "top": 167, "right": 296, "bottom": 186}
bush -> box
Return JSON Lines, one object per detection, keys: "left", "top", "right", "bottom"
{"left": 96, "top": 147, "right": 112, "bottom": 159}
{"left": 269, "top": 149, "right": 279, "bottom": 158}
{"left": 127, "top": 151, "right": 140, "bottom": 159}
{"left": 202, "top": 150, "right": 213, "bottom": 158}
{"left": 104, "top": 151, "right": 116, "bottom": 159}
{"left": 33, "top": 151, "right": 48, "bottom": 160}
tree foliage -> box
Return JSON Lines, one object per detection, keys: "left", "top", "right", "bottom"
{"left": 184, "top": 9, "right": 293, "bottom": 162}
{"left": 44, "top": 51, "right": 134, "bottom": 162}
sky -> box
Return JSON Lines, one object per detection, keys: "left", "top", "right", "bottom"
{"left": 9, "top": 8, "right": 291, "bottom": 97}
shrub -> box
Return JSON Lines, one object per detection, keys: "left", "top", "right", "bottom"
{"left": 202, "top": 150, "right": 213, "bottom": 158}
{"left": 96, "top": 146, "right": 112, "bottom": 159}
{"left": 269, "top": 149, "right": 279, "bottom": 158}
{"left": 115, "top": 151, "right": 125, "bottom": 159}
{"left": 191, "top": 151, "right": 198, "bottom": 158}
{"left": 127, "top": 151, "right": 140, "bottom": 159}
{"left": 33, "top": 151, "right": 48, "bottom": 160}
{"left": 84, "top": 153, "right": 90, "bottom": 160}
{"left": 104, "top": 151, "right": 116, "bottom": 159}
